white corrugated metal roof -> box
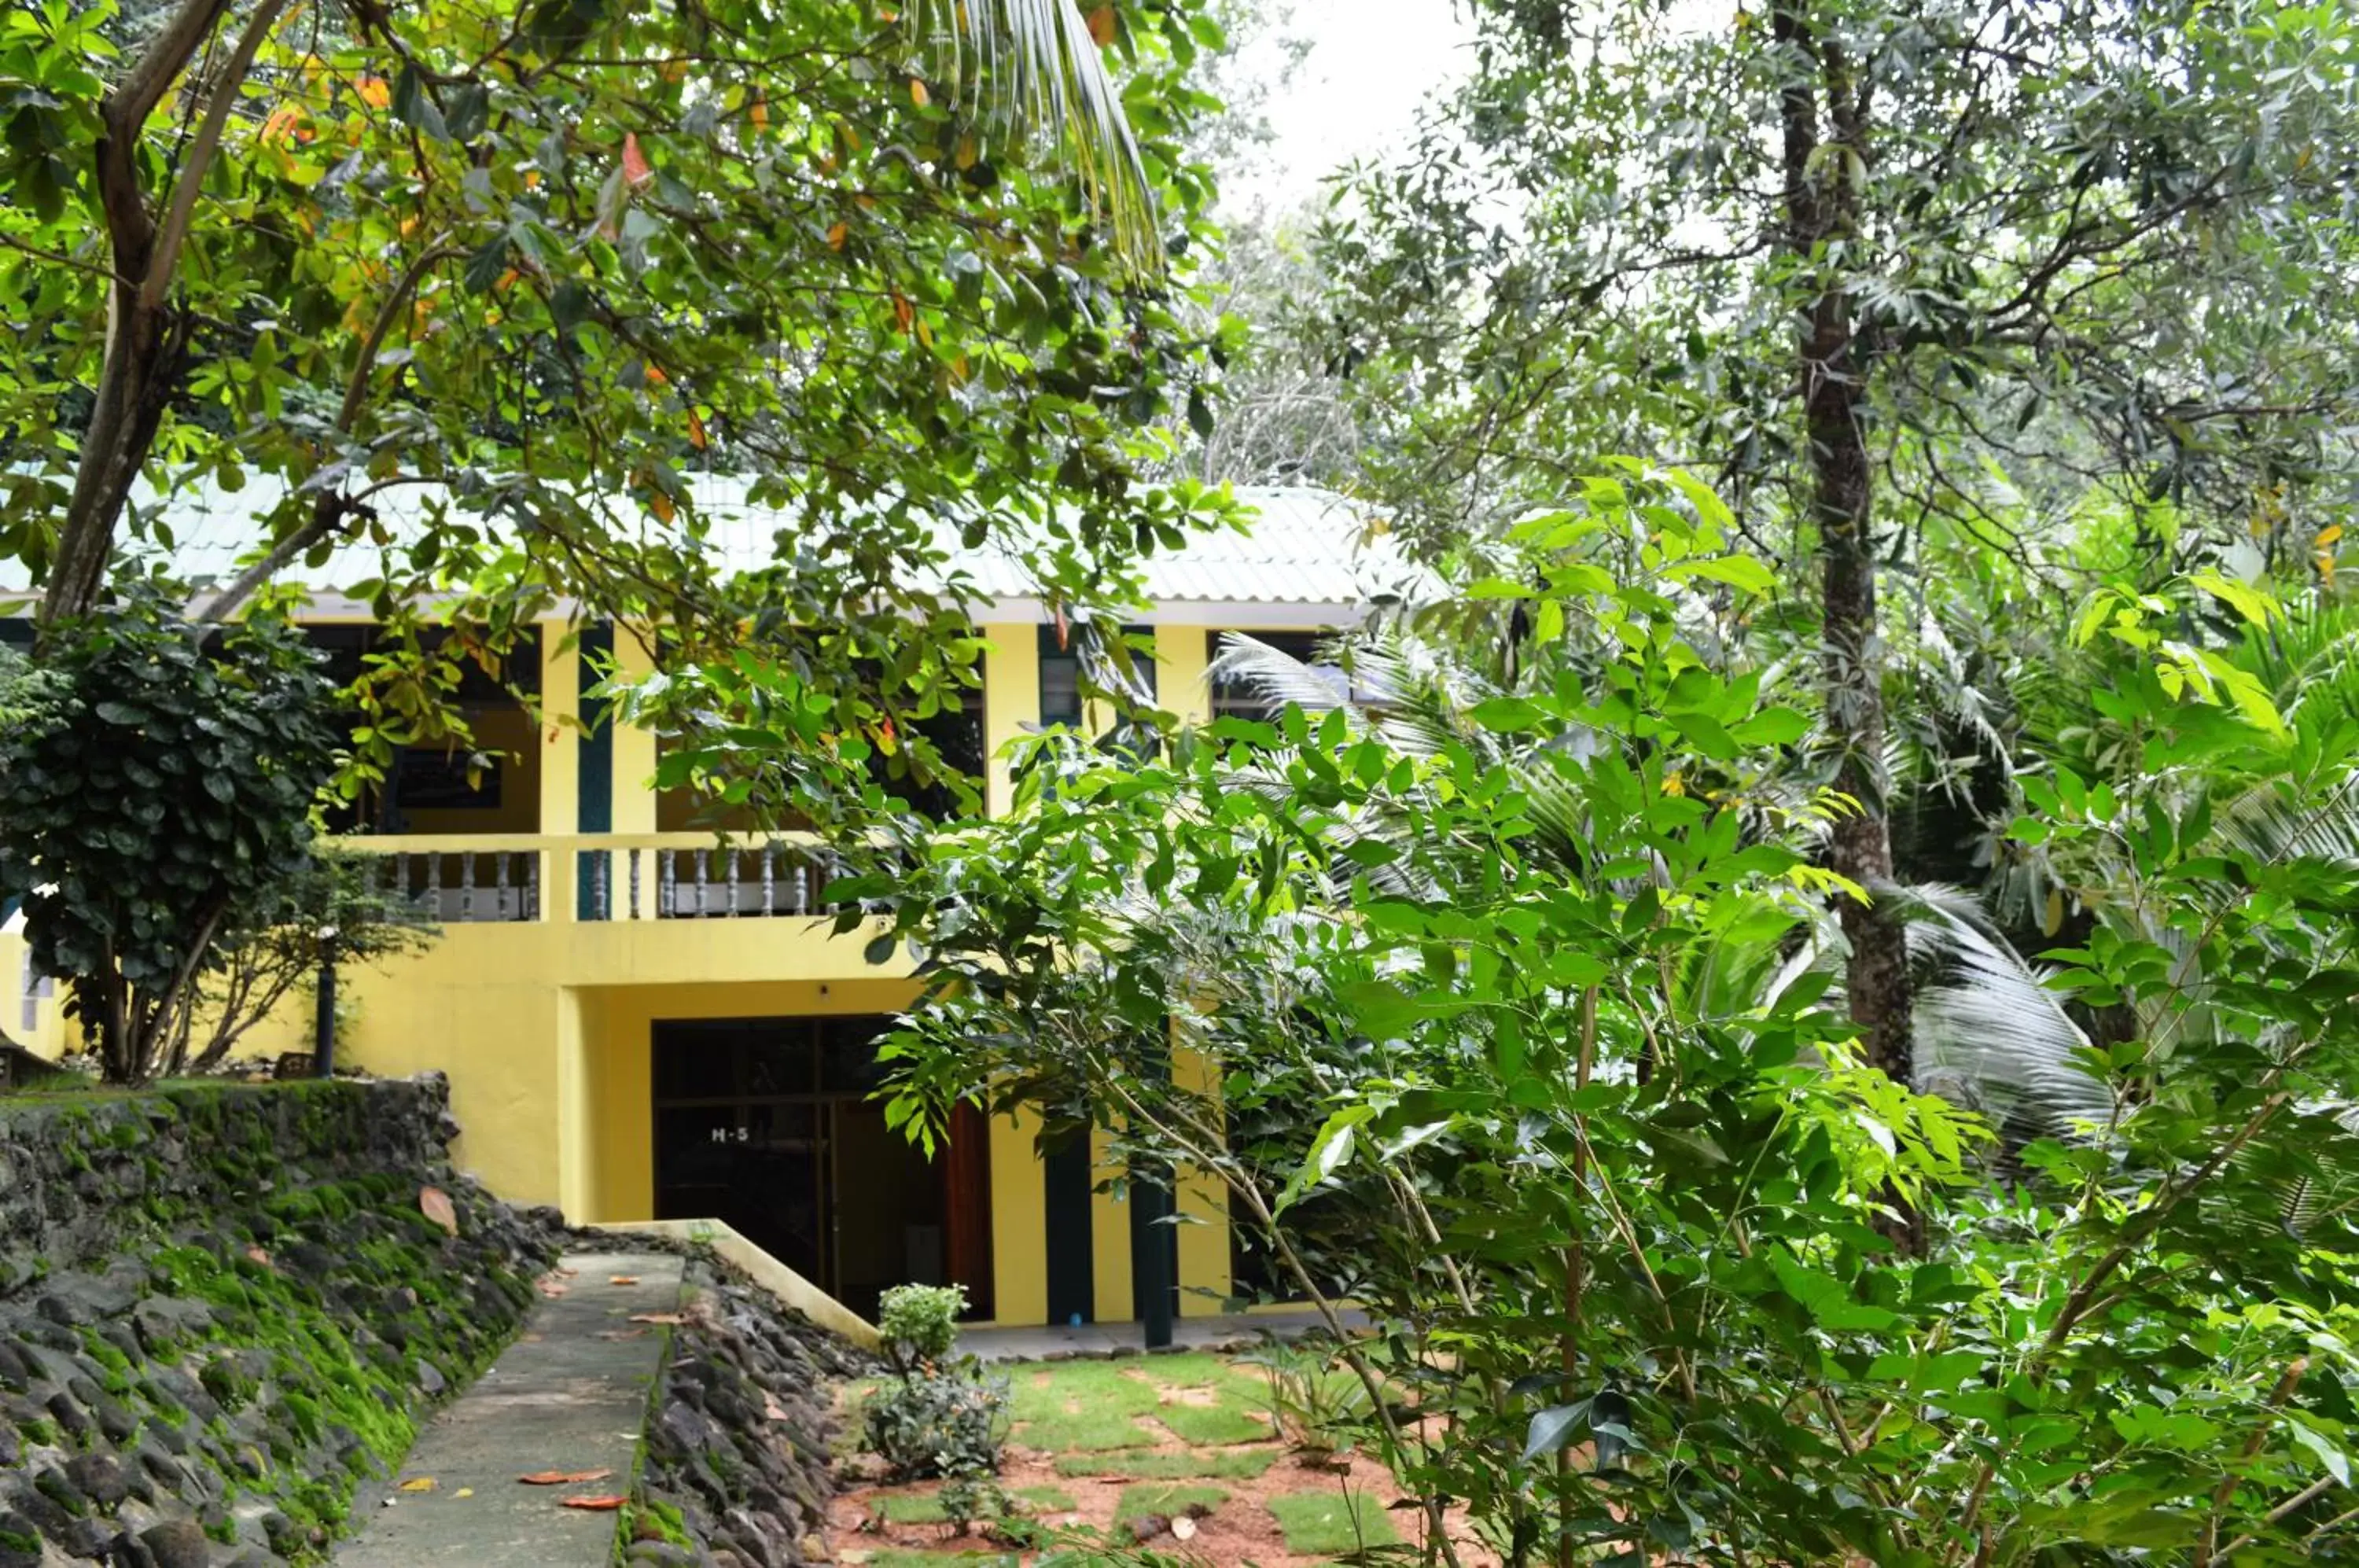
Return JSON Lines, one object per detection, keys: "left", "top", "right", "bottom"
{"left": 0, "top": 476, "right": 1433, "bottom": 622}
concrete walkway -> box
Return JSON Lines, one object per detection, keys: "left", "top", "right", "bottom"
{"left": 337, "top": 1251, "right": 683, "bottom": 1566}
{"left": 962, "top": 1308, "right": 1359, "bottom": 1362}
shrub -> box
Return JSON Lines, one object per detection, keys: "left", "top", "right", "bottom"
{"left": 862, "top": 1282, "right": 1007, "bottom": 1480}
{"left": 860, "top": 1365, "right": 1009, "bottom": 1479}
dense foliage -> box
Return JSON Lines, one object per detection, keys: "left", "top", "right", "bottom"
{"left": 1, "top": 0, "right": 1235, "bottom": 791}
{"left": 0, "top": 599, "right": 338, "bottom": 1082}
{"left": 1308, "top": 0, "right": 2359, "bottom": 1077}
{"left": 833, "top": 471, "right": 2359, "bottom": 1565}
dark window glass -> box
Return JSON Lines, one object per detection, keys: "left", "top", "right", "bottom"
{"left": 392, "top": 748, "right": 500, "bottom": 809}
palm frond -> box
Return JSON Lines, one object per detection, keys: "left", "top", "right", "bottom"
{"left": 1206, "top": 634, "right": 1356, "bottom": 723}
{"left": 907, "top": 0, "right": 1162, "bottom": 269}
{"left": 1892, "top": 883, "right": 2115, "bottom": 1139}
{"left": 2214, "top": 775, "right": 2359, "bottom": 864}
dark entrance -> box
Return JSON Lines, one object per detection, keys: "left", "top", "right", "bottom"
{"left": 651, "top": 1015, "right": 993, "bottom": 1321}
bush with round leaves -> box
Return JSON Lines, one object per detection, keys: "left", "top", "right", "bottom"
{"left": 0, "top": 594, "right": 338, "bottom": 1083}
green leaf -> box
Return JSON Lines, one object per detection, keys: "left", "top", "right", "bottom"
{"left": 1663, "top": 554, "right": 1776, "bottom": 595}
{"left": 1522, "top": 1403, "right": 1588, "bottom": 1463}
{"left": 1731, "top": 706, "right": 1809, "bottom": 746}
{"left": 2290, "top": 1420, "right": 2350, "bottom": 1486}
{"left": 389, "top": 65, "right": 449, "bottom": 140}
{"left": 1469, "top": 697, "right": 1546, "bottom": 731}
{"left": 462, "top": 237, "right": 509, "bottom": 295}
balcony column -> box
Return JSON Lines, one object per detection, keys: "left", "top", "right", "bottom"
{"left": 1154, "top": 628, "right": 1232, "bottom": 1315}
{"left": 610, "top": 629, "right": 660, "bottom": 835}
{"left": 539, "top": 624, "right": 578, "bottom": 920}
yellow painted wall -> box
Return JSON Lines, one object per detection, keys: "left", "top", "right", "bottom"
{"left": 1091, "top": 1125, "right": 1135, "bottom": 1323}
{"left": 540, "top": 628, "right": 582, "bottom": 836}
{"left": 0, "top": 928, "right": 66, "bottom": 1061}
{"left": 3, "top": 615, "right": 1298, "bottom": 1323}
{"left": 979, "top": 621, "right": 1038, "bottom": 819}
{"left": 1172, "top": 1039, "right": 1235, "bottom": 1316}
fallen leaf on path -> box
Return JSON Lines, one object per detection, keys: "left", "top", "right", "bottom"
{"left": 519, "top": 1470, "right": 614, "bottom": 1485}
{"left": 535, "top": 1275, "right": 570, "bottom": 1298}
{"left": 561, "top": 1494, "right": 627, "bottom": 1511}
{"left": 595, "top": 1329, "right": 649, "bottom": 1341}
{"left": 455, "top": 1489, "right": 474, "bottom": 1500}
{"left": 399, "top": 1478, "right": 436, "bottom": 1493}
{"left": 609, "top": 1275, "right": 640, "bottom": 1286}
{"left": 419, "top": 1185, "right": 459, "bottom": 1237}
{"left": 628, "top": 1312, "right": 686, "bottom": 1324}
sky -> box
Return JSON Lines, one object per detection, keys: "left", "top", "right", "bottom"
{"left": 1218, "top": 0, "right": 1477, "bottom": 213}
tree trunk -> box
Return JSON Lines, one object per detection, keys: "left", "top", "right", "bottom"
{"left": 1774, "top": 0, "right": 1913, "bottom": 1087}
{"left": 45, "top": 304, "right": 184, "bottom": 629}
{"left": 41, "top": 0, "right": 241, "bottom": 631}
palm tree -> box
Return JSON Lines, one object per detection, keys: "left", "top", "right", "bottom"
{"left": 1205, "top": 625, "right": 2112, "bottom": 1141}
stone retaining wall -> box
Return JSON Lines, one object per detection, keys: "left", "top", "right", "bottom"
{"left": 0, "top": 1077, "right": 561, "bottom": 1567}
{"left": 621, "top": 1261, "right": 866, "bottom": 1568}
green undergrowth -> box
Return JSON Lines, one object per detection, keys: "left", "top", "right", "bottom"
{"left": 136, "top": 1189, "right": 532, "bottom": 1556}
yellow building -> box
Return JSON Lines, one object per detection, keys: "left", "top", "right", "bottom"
{"left": 1, "top": 485, "right": 1421, "bottom": 1327}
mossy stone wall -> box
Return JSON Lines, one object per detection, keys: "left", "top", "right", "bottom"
{"left": 0, "top": 1077, "right": 560, "bottom": 1567}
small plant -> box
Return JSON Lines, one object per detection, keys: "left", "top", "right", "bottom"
{"left": 1241, "top": 1338, "right": 1367, "bottom": 1463}
{"left": 936, "top": 1473, "right": 1014, "bottom": 1537}
{"left": 876, "top": 1282, "right": 966, "bottom": 1374}
{"left": 860, "top": 1283, "right": 1009, "bottom": 1480}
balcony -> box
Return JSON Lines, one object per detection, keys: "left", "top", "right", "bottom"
{"left": 339, "top": 834, "right": 840, "bottom": 925}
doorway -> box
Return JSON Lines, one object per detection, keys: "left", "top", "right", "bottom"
{"left": 650, "top": 1015, "right": 993, "bottom": 1321}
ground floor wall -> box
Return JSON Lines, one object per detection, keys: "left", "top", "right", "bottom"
{"left": 2, "top": 922, "right": 1237, "bottom": 1327}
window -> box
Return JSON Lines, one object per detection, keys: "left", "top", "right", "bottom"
{"left": 1038, "top": 624, "right": 1157, "bottom": 727}
{"left": 392, "top": 747, "right": 502, "bottom": 811}
{"left": 18, "top": 952, "right": 51, "bottom": 1034}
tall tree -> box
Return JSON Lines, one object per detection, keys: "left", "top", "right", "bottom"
{"left": 1309, "top": 0, "right": 2359, "bottom": 1075}
{"left": 0, "top": 0, "right": 1226, "bottom": 653}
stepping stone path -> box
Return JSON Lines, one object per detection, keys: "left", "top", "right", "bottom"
{"left": 337, "top": 1251, "right": 683, "bottom": 1566}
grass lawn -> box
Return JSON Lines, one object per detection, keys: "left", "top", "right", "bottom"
{"left": 1006, "top": 1361, "right": 1162, "bottom": 1450}
{"left": 1264, "top": 1489, "right": 1400, "bottom": 1555}
{"left": 839, "top": 1350, "right": 1439, "bottom": 1565}
{"left": 1007, "top": 1353, "right": 1277, "bottom": 1452}
{"left": 874, "top": 1485, "right": 1080, "bottom": 1526}
{"left": 1051, "top": 1446, "right": 1283, "bottom": 1480}
{"left": 1113, "top": 1482, "right": 1231, "bottom": 1519}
